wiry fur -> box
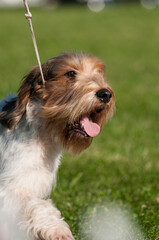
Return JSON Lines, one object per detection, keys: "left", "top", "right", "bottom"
{"left": 0, "top": 52, "right": 115, "bottom": 240}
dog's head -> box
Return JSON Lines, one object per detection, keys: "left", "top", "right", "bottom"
{"left": 0, "top": 52, "right": 115, "bottom": 154}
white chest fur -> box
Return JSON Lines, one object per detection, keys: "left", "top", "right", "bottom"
{"left": 0, "top": 122, "right": 62, "bottom": 209}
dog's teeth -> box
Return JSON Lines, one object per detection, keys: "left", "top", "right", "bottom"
{"left": 81, "top": 123, "right": 85, "bottom": 131}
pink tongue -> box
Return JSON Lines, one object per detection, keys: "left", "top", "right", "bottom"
{"left": 80, "top": 117, "right": 100, "bottom": 137}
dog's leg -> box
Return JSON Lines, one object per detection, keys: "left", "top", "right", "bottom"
{"left": 21, "top": 198, "right": 74, "bottom": 240}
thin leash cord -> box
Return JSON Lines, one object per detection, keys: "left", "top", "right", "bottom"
{"left": 23, "top": 0, "right": 45, "bottom": 85}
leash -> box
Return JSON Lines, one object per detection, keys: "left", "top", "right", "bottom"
{"left": 23, "top": 0, "right": 45, "bottom": 85}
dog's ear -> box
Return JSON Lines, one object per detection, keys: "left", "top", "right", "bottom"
{"left": 0, "top": 66, "right": 43, "bottom": 129}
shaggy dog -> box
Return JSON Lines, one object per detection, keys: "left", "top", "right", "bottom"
{"left": 0, "top": 52, "right": 115, "bottom": 240}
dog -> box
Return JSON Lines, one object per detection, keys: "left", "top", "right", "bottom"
{"left": 0, "top": 52, "right": 115, "bottom": 240}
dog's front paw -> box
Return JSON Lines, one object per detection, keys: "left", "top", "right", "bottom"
{"left": 37, "top": 223, "right": 75, "bottom": 240}
{"left": 51, "top": 224, "right": 75, "bottom": 240}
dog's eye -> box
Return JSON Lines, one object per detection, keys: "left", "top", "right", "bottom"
{"left": 65, "top": 71, "right": 76, "bottom": 79}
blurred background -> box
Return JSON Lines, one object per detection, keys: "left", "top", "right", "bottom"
{"left": 0, "top": 0, "right": 159, "bottom": 10}
{"left": 0, "top": 0, "right": 159, "bottom": 239}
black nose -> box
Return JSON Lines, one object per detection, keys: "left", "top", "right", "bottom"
{"left": 96, "top": 88, "right": 112, "bottom": 103}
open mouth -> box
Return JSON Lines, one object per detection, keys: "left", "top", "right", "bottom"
{"left": 67, "top": 114, "right": 102, "bottom": 138}
{"left": 67, "top": 121, "right": 90, "bottom": 137}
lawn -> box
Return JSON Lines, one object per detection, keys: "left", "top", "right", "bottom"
{"left": 0, "top": 3, "right": 159, "bottom": 240}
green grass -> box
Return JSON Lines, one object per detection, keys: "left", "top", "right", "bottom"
{"left": 0, "top": 3, "right": 159, "bottom": 239}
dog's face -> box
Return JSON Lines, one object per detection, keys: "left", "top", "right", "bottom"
{"left": 41, "top": 53, "right": 115, "bottom": 154}
{"left": 0, "top": 53, "right": 115, "bottom": 154}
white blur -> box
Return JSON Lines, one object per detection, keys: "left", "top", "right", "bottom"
{"left": 87, "top": 0, "right": 105, "bottom": 12}
{"left": 140, "top": 0, "right": 159, "bottom": 9}
{"left": 81, "top": 204, "right": 145, "bottom": 240}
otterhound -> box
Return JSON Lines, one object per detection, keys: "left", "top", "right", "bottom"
{"left": 0, "top": 52, "right": 115, "bottom": 240}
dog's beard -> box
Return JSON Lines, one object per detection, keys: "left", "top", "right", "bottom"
{"left": 63, "top": 129, "right": 93, "bottom": 154}
{"left": 42, "top": 101, "right": 113, "bottom": 154}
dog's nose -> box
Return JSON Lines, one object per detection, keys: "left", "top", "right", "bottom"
{"left": 96, "top": 88, "right": 112, "bottom": 103}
